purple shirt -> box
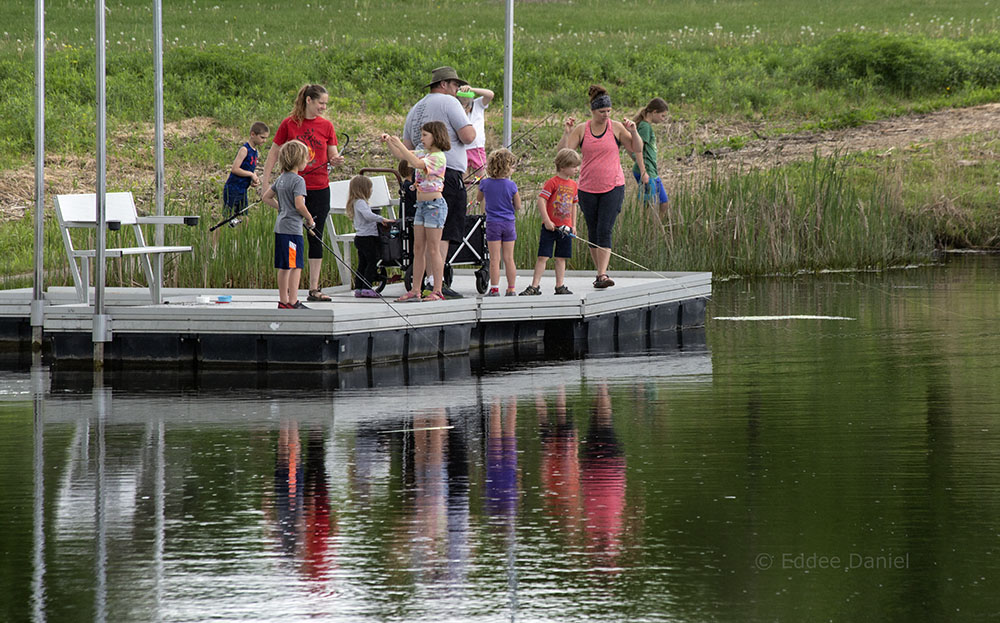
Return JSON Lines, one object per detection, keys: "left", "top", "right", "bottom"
{"left": 479, "top": 177, "right": 518, "bottom": 222}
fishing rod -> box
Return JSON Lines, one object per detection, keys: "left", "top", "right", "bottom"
{"left": 296, "top": 133, "right": 351, "bottom": 178}
{"left": 507, "top": 112, "right": 555, "bottom": 149}
{"left": 304, "top": 226, "right": 450, "bottom": 358}
{"left": 215, "top": 135, "right": 354, "bottom": 232}
{"left": 208, "top": 200, "right": 262, "bottom": 232}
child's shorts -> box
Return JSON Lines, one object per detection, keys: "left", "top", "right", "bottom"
{"left": 274, "top": 233, "right": 305, "bottom": 270}
{"left": 486, "top": 219, "right": 517, "bottom": 243}
{"left": 413, "top": 198, "right": 448, "bottom": 229}
{"left": 537, "top": 226, "right": 573, "bottom": 259}
{"left": 223, "top": 184, "right": 249, "bottom": 216}
{"left": 466, "top": 147, "right": 487, "bottom": 176}
{"left": 632, "top": 171, "right": 669, "bottom": 204}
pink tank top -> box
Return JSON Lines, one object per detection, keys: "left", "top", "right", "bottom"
{"left": 579, "top": 120, "right": 625, "bottom": 193}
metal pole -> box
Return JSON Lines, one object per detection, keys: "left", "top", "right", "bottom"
{"left": 503, "top": 0, "right": 513, "bottom": 147}
{"left": 31, "top": 0, "right": 46, "bottom": 345}
{"left": 93, "top": 0, "right": 110, "bottom": 364}
{"left": 152, "top": 0, "right": 165, "bottom": 303}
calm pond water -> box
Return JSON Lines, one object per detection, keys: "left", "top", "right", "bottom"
{"left": 2, "top": 254, "right": 999, "bottom": 622}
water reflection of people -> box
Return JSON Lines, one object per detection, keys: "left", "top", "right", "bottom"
{"left": 412, "top": 408, "right": 449, "bottom": 555}
{"left": 485, "top": 396, "right": 519, "bottom": 520}
{"left": 580, "top": 384, "right": 626, "bottom": 565}
{"left": 272, "top": 420, "right": 334, "bottom": 584}
{"left": 396, "top": 408, "right": 472, "bottom": 585}
{"left": 539, "top": 386, "right": 582, "bottom": 533}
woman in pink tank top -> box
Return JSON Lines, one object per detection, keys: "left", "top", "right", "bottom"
{"left": 556, "top": 85, "right": 642, "bottom": 289}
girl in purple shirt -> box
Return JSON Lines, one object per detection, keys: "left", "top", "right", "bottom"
{"left": 475, "top": 148, "right": 522, "bottom": 297}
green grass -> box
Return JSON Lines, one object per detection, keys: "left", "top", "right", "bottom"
{"left": 4, "top": 0, "right": 1000, "bottom": 164}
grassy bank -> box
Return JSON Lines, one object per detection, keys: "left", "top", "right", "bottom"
{"left": 2, "top": 0, "right": 1000, "bottom": 287}
{"left": 3, "top": 137, "right": 998, "bottom": 290}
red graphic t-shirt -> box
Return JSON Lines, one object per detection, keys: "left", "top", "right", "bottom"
{"left": 538, "top": 175, "right": 578, "bottom": 228}
{"left": 273, "top": 116, "right": 338, "bottom": 191}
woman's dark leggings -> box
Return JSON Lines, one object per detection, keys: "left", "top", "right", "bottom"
{"left": 578, "top": 185, "right": 625, "bottom": 248}
{"left": 305, "top": 186, "right": 331, "bottom": 260}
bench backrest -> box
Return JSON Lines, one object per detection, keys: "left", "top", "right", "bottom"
{"left": 55, "top": 192, "right": 139, "bottom": 226}
{"left": 329, "top": 176, "right": 394, "bottom": 213}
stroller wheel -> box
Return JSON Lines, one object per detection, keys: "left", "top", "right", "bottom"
{"left": 403, "top": 265, "right": 413, "bottom": 293}
{"left": 475, "top": 267, "right": 489, "bottom": 294}
{"left": 371, "top": 267, "right": 388, "bottom": 293}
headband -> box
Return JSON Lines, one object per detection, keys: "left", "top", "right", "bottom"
{"left": 590, "top": 94, "right": 612, "bottom": 110}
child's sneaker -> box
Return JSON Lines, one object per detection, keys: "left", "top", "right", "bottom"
{"left": 277, "top": 302, "right": 291, "bottom": 309}
{"left": 292, "top": 301, "right": 310, "bottom": 309}
{"left": 519, "top": 285, "right": 541, "bottom": 296}
{"left": 554, "top": 285, "right": 573, "bottom": 295}
{"left": 485, "top": 287, "right": 500, "bottom": 297}
{"left": 505, "top": 288, "right": 517, "bottom": 296}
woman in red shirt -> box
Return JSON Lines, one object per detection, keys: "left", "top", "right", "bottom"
{"left": 262, "top": 84, "right": 345, "bottom": 302}
{"left": 557, "top": 85, "right": 642, "bottom": 289}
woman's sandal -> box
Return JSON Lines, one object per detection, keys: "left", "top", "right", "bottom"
{"left": 593, "top": 274, "right": 615, "bottom": 289}
{"left": 307, "top": 288, "right": 332, "bottom": 302}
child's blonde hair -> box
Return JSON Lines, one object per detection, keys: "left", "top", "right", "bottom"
{"left": 345, "top": 175, "right": 374, "bottom": 219}
{"left": 278, "top": 140, "right": 309, "bottom": 173}
{"left": 486, "top": 148, "right": 516, "bottom": 179}
{"left": 554, "top": 148, "right": 582, "bottom": 171}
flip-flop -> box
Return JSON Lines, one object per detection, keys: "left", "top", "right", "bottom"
{"left": 395, "top": 291, "right": 421, "bottom": 302}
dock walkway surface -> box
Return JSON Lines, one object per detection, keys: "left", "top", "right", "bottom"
{"left": 1, "top": 269, "right": 711, "bottom": 367}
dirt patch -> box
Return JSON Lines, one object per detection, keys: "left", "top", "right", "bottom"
{"left": 3, "top": 104, "right": 999, "bottom": 221}
{"left": 662, "top": 103, "right": 1000, "bottom": 186}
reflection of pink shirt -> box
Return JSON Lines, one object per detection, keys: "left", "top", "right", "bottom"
{"left": 415, "top": 150, "right": 446, "bottom": 193}
{"left": 579, "top": 120, "right": 624, "bottom": 194}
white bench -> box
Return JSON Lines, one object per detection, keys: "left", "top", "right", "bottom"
{"left": 326, "top": 174, "right": 396, "bottom": 287}
{"left": 54, "top": 192, "right": 199, "bottom": 304}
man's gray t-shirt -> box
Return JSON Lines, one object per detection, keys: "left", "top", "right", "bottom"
{"left": 272, "top": 172, "right": 308, "bottom": 234}
{"left": 403, "top": 92, "right": 472, "bottom": 173}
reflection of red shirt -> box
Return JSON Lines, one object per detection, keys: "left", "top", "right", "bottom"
{"left": 541, "top": 425, "right": 581, "bottom": 527}
{"left": 273, "top": 116, "right": 338, "bottom": 190}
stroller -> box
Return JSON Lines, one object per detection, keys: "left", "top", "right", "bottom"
{"left": 364, "top": 167, "right": 489, "bottom": 295}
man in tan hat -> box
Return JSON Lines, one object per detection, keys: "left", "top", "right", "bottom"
{"left": 402, "top": 66, "right": 476, "bottom": 298}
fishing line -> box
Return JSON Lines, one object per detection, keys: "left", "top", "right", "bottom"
{"left": 305, "top": 227, "right": 452, "bottom": 358}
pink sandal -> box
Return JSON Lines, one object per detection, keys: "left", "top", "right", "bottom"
{"left": 421, "top": 291, "right": 445, "bottom": 302}
{"left": 395, "top": 291, "right": 421, "bottom": 302}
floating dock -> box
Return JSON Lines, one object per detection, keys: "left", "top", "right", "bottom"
{"left": 1, "top": 269, "right": 711, "bottom": 368}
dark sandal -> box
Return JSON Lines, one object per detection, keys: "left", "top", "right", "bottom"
{"left": 593, "top": 274, "right": 615, "bottom": 289}
{"left": 307, "top": 288, "right": 332, "bottom": 302}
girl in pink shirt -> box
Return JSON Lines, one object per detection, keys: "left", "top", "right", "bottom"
{"left": 557, "top": 85, "right": 642, "bottom": 289}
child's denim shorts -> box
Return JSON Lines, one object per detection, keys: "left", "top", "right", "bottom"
{"left": 413, "top": 197, "right": 448, "bottom": 229}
